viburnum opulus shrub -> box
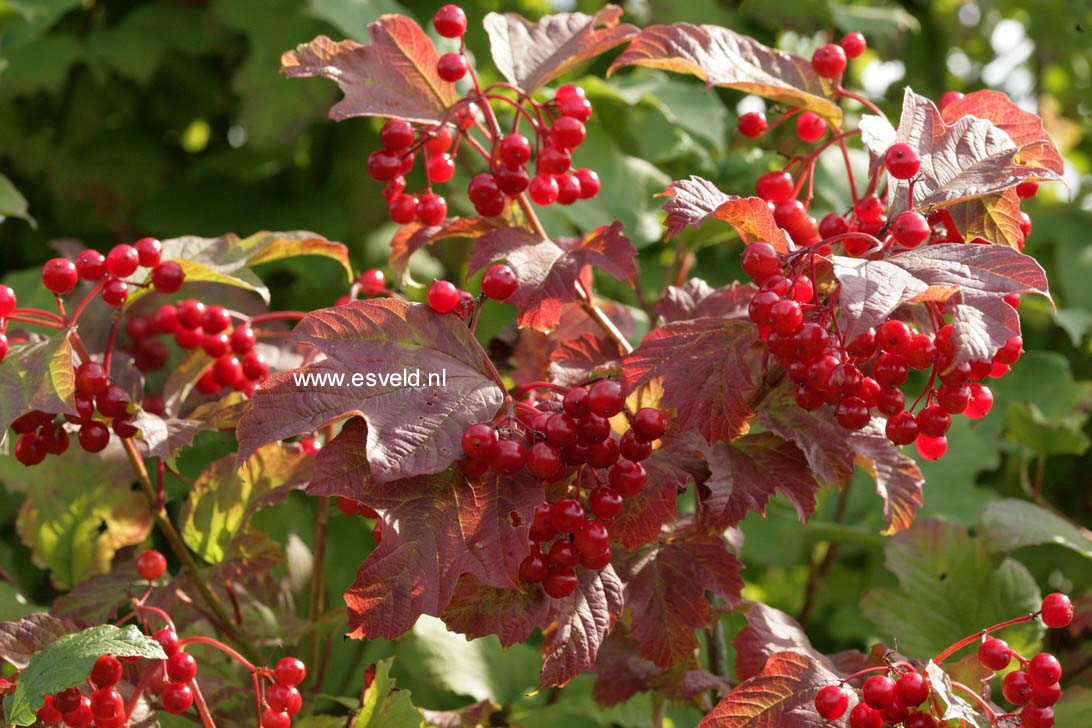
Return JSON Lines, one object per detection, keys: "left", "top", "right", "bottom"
{"left": 0, "top": 3, "right": 1081, "bottom": 727}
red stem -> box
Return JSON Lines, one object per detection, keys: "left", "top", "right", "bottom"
{"left": 65, "top": 281, "right": 106, "bottom": 324}
{"left": 3, "top": 313, "right": 64, "bottom": 329}
{"left": 834, "top": 86, "right": 887, "bottom": 118}
{"left": 178, "top": 635, "right": 260, "bottom": 673}
{"left": 933, "top": 614, "right": 1037, "bottom": 663}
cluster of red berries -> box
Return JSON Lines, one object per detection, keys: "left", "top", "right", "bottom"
{"left": 426, "top": 263, "right": 518, "bottom": 314}
{"left": 133, "top": 299, "right": 267, "bottom": 397}
{"left": 459, "top": 379, "right": 668, "bottom": 598}
{"left": 814, "top": 593, "right": 1074, "bottom": 728}
{"left": 40, "top": 239, "right": 184, "bottom": 307}
{"left": 364, "top": 4, "right": 601, "bottom": 225}
{"left": 743, "top": 237, "right": 1021, "bottom": 457}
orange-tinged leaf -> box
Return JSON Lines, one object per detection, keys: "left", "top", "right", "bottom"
{"left": 281, "top": 16, "right": 457, "bottom": 124}
{"left": 389, "top": 216, "right": 502, "bottom": 279}
{"left": 483, "top": 5, "right": 637, "bottom": 93}
{"left": 610, "top": 24, "right": 841, "bottom": 126}
{"left": 660, "top": 178, "right": 792, "bottom": 252}
{"left": 940, "top": 89, "right": 1064, "bottom": 174}
{"left": 945, "top": 189, "right": 1026, "bottom": 248}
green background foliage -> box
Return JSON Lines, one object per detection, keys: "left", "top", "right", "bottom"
{"left": 1, "top": 0, "right": 1090, "bottom": 723}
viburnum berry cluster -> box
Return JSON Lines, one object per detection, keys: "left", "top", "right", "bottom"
{"left": 364, "top": 5, "right": 601, "bottom": 225}
{"left": 814, "top": 593, "right": 1074, "bottom": 728}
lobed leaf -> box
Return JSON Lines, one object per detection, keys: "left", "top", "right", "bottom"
{"left": 441, "top": 575, "right": 550, "bottom": 648}
{"left": 468, "top": 222, "right": 637, "bottom": 332}
{"left": 940, "top": 89, "right": 1064, "bottom": 174}
{"left": 945, "top": 189, "right": 1027, "bottom": 248}
{"left": 658, "top": 278, "right": 755, "bottom": 324}
{"left": 609, "top": 24, "right": 841, "bottom": 125}
{"left": 236, "top": 298, "right": 505, "bottom": 485}
{"left": 3, "top": 624, "right": 166, "bottom": 725}
{"left": 483, "top": 5, "right": 637, "bottom": 93}
{"left": 602, "top": 447, "right": 689, "bottom": 548}
{"left": 281, "top": 15, "right": 457, "bottom": 124}
{"left": 547, "top": 333, "right": 623, "bottom": 387}
{"left": 389, "top": 216, "right": 502, "bottom": 279}
{"left": 0, "top": 614, "right": 79, "bottom": 670}
{"left": 540, "top": 565, "right": 623, "bottom": 687}
{"left": 660, "top": 177, "right": 792, "bottom": 251}
{"left": 731, "top": 601, "right": 848, "bottom": 682}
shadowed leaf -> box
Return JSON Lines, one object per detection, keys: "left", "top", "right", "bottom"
{"left": 732, "top": 601, "right": 852, "bottom": 682}
{"left": 0, "top": 332, "right": 74, "bottom": 437}
{"left": 979, "top": 499, "right": 1092, "bottom": 560}
{"left": 389, "top": 217, "right": 501, "bottom": 279}
{"left": 658, "top": 278, "right": 755, "bottom": 324}
{"left": 660, "top": 178, "right": 793, "bottom": 251}
{"left": 540, "top": 565, "right": 623, "bottom": 687}
{"left": 548, "top": 333, "right": 622, "bottom": 387}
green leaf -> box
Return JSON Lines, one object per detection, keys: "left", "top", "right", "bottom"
{"left": 0, "top": 331, "right": 74, "bottom": 439}
{"left": 0, "top": 172, "right": 33, "bottom": 226}
{"left": 979, "top": 499, "right": 1092, "bottom": 560}
{"left": 3, "top": 624, "right": 166, "bottom": 725}
{"left": 0, "top": 439, "right": 154, "bottom": 589}
{"left": 394, "top": 615, "right": 540, "bottom": 706}
{"left": 132, "top": 230, "right": 353, "bottom": 305}
{"left": 306, "top": 0, "right": 409, "bottom": 42}
{"left": 861, "top": 519, "right": 1043, "bottom": 658}
{"left": 351, "top": 657, "right": 422, "bottom": 728}
{"left": 1003, "top": 401, "right": 1090, "bottom": 455}
{"left": 180, "top": 442, "right": 314, "bottom": 564}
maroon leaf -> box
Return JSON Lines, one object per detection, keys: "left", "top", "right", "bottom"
{"left": 505, "top": 302, "right": 634, "bottom": 386}
{"left": 660, "top": 178, "right": 793, "bottom": 251}
{"left": 700, "top": 651, "right": 848, "bottom": 727}
{"left": 610, "top": 25, "right": 841, "bottom": 124}
{"left": 441, "top": 575, "right": 550, "bottom": 648}
{"left": 483, "top": 5, "right": 637, "bottom": 93}
{"left": 831, "top": 256, "right": 943, "bottom": 341}
{"left": 658, "top": 278, "right": 755, "bottom": 324}
{"left": 605, "top": 447, "right": 691, "bottom": 548}
{"left": 592, "top": 632, "right": 730, "bottom": 706}
{"left": 547, "top": 334, "right": 623, "bottom": 388}
{"left": 700, "top": 434, "right": 819, "bottom": 531}
{"left": 940, "top": 90, "right": 1064, "bottom": 175}
{"left": 389, "top": 217, "right": 502, "bottom": 279}
{"left": 618, "top": 529, "right": 743, "bottom": 669}
{"left": 468, "top": 222, "right": 637, "bottom": 332}
{"left": 306, "top": 418, "right": 370, "bottom": 500}
{"left": 236, "top": 299, "right": 505, "bottom": 485}
{"left": 540, "top": 565, "right": 623, "bottom": 687}
{"left": 280, "top": 16, "right": 457, "bottom": 124}
{"left": 732, "top": 601, "right": 847, "bottom": 682}
{"left": 344, "top": 467, "right": 543, "bottom": 640}
{"left": 882, "top": 89, "right": 1062, "bottom": 216}
{"left": 623, "top": 318, "right": 762, "bottom": 444}
{"left": 0, "top": 615, "right": 81, "bottom": 669}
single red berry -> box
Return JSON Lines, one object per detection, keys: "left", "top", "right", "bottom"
{"left": 819, "top": 212, "right": 849, "bottom": 239}
{"left": 574, "top": 520, "right": 610, "bottom": 556}
{"left": 154, "top": 628, "right": 180, "bottom": 657}
{"left": 1028, "top": 653, "right": 1062, "bottom": 686}
{"left": 795, "top": 111, "right": 827, "bottom": 142}
{"left": 212, "top": 355, "right": 243, "bottom": 388}
{"left": 433, "top": 4, "right": 467, "bottom": 37}
{"left": 134, "top": 236, "right": 163, "bottom": 267}
{"left": 978, "top": 637, "right": 1012, "bottom": 671}
{"left": 854, "top": 194, "right": 884, "bottom": 223}
{"left": 877, "top": 320, "right": 911, "bottom": 354}
{"left": 548, "top": 540, "right": 579, "bottom": 569}
{"left": 551, "top": 116, "right": 586, "bottom": 149}
{"left": 895, "top": 670, "right": 929, "bottom": 707}
{"left": 491, "top": 439, "right": 526, "bottom": 474}
{"left": 543, "top": 567, "right": 578, "bottom": 598}
{"left": 437, "top": 52, "right": 468, "bottom": 81}
{"left": 537, "top": 145, "right": 572, "bottom": 175}
{"left": 55, "top": 688, "right": 83, "bottom": 714}
{"left": 75, "top": 250, "right": 108, "bottom": 281}
{"left": 262, "top": 709, "right": 292, "bottom": 728}
{"left": 161, "top": 682, "right": 194, "bottom": 714}
{"left": 545, "top": 414, "right": 579, "bottom": 447}
{"left": 42, "top": 258, "right": 79, "bottom": 295}
{"left": 79, "top": 422, "right": 110, "bottom": 452}
{"left": 885, "top": 143, "right": 921, "bottom": 179}
{"left": 482, "top": 263, "right": 518, "bottom": 300}
{"left": 499, "top": 133, "right": 532, "bottom": 167}
{"left": 425, "top": 152, "right": 455, "bottom": 183}
{"left": 166, "top": 651, "right": 198, "bottom": 683}
{"left": 755, "top": 171, "right": 794, "bottom": 202}
{"left": 1031, "top": 680, "right": 1062, "bottom": 708}
{"left": 886, "top": 411, "right": 919, "bottom": 445}
{"left": 1021, "top": 704, "right": 1055, "bottom": 728}
{"left": 563, "top": 387, "right": 589, "bottom": 418}
{"left": 37, "top": 695, "right": 64, "bottom": 724}
{"left": 14, "top": 433, "right": 46, "bottom": 466}
{"left": 76, "top": 361, "right": 110, "bottom": 396}
{"left": 836, "top": 396, "right": 870, "bottom": 430}
{"left": 388, "top": 193, "right": 418, "bottom": 224}
{"left": 917, "top": 405, "right": 951, "bottom": 438}
{"left": 1003, "top": 669, "right": 1034, "bottom": 704}
{"left": 230, "top": 326, "right": 257, "bottom": 355}
{"left": 359, "top": 268, "right": 386, "bottom": 296}
{"left": 892, "top": 211, "right": 930, "bottom": 247}
{"left": 106, "top": 244, "right": 140, "bottom": 277}
{"left": 136, "top": 549, "right": 167, "bottom": 580}
{"left": 90, "top": 655, "right": 124, "bottom": 689}
{"left": 529, "top": 174, "right": 559, "bottom": 205}
{"left": 574, "top": 168, "right": 600, "bottom": 198}
{"left": 201, "top": 305, "right": 231, "bottom": 334}
{"left": 849, "top": 703, "right": 883, "bottom": 728}
{"left": 496, "top": 165, "right": 530, "bottom": 195}
{"left": 1017, "top": 181, "right": 1040, "bottom": 200}
{"left": 519, "top": 547, "right": 549, "bottom": 582}
{"left": 1041, "top": 593, "right": 1074, "bottom": 629}
{"left": 964, "top": 383, "right": 994, "bottom": 419}
{"left": 555, "top": 85, "right": 585, "bottom": 102}
{"left": 97, "top": 384, "right": 130, "bottom": 419}
{"left": 915, "top": 434, "right": 948, "bottom": 460}
{"left": 587, "top": 437, "right": 620, "bottom": 469}
{"left": 549, "top": 498, "right": 585, "bottom": 533}
{"left": 468, "top": 173, "right": 501, "bottom": 205}
{"left": 525, "top": 442, "right": 560, "bottom": 479}
{"left": 881, "top": 700, "right": 910, "bottom": 725}
{"left": 176, "top": 299, "right": 205, "bottom": 329}
{"left": 383, "top": 176, "right": 407, "bottom": 201}
{"left": 769, "top": 299, "right": 804, "bottom": 335}
{"left": 152, "top": 261, "right": 185, "bottom": 293}
{"left": 61, "top": 695, "right": 93, "bottom": 727}
{"left": 741, "top": 241, "right": 781, "bottom": 282}
{"left": 274, "top": 656, "right": 307, "bottom": 687}
{"left": 426, "top": 126, "right": 453, "bottom": 155}
{"left": 937, "top": 383, "right": 971, "bottom": 414}
{"left": 938, "top": 90, "right": 964, "bottom": 109}
{"left": 417, "top": 193, "right": 448, "bottom": 226}
{"left": 427, "top": 280, "right": 459, "bottom": 313}
{"left": 589, "top": 486, "right": 623, "bottom": 520}
{"left": 631, "top": 408, "right": 666, "bottom": 441}
{"left": 558, "top": 95, "right": 592, "bottom": 121}
{"left": 812, "top": 43, "right": 847, "bottom": 77}
{"left": 555, "top": 174, "right": 581, "bottom": 205}
{"left": 608, "top": 459, "right": 647, "bottom": 495}
{"left": 994, "top": 335, "right": 1023, "bottom": 365}
{"left": 90, "top": 687, "right": 124, "bottom": 723}
{"left": 37, "top": 423, "right": 70, "bottom": 456}
{"left": 841, "top": 32, "right": 867, "bottom": 58}
{"left": 862, "top": 675, "right": 896, "bottom": 709}
{"left": 587, "top": 379, "right": 625, "bottom": 417}
{"left": 737, "top": 111, "right": 767, "bottom": 138}
{"left": 101, "top": 279, "right": 129, "bottom": 307}
{"left": 367, "top": 149, "right": 402, "bottom": 181}
{"left": 814, "top": 685, "right": 848, "bottom": 720}
{"left": 379, "top": 119, "right": 414, "bottom": 151}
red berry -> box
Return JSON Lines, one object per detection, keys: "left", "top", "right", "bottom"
{"left": 427, "top": 280, "right": 459, "bottom": 313}
{"left": 491, "top": 439, "right": 526, "bottom": 474}
{"left": 849, "top": 703, "right": 883, "bottom": 728}
{"left": 499, "top": 133, "right": 532, "bottom": 167}
{"left": 424, "top": 153, "right": 455, "bottom": 184}
{"left": 854, "top": 194, "right": 884, "bottom": 223}
{"left": 819, "top": 213, "right": 849, "bottom": 239}
{"left": 836, "top": 396, "right": 870, "bottom": 430}
{"left": 589, "top": 486, "right": 623, "bottom": 520}
{"left": 379, "top": 119, "right": 414, "bottom": 151}
{"left": 915, "top": 434, "right": 948, "bottom": 460}
{"left": 1028, "top": 653, "right": 1062, "bottom": 686}
{"left": 106, "top": 244, "right": 140, "bottom": 277}
{"left": 555, "top": 174, "right": 581, "bottom": 205}
{"left": 75, "top": 250, "right": 108, "bottom": 281}
{"left": 631, "top": 408, "right": 666, "bottom": 441}
{"left": 359, "top": 268, "right": 386, "bottom": 296}
{"left": 55, "top": 688, "right": 83, "bottom": 714}
{"left": 1041, "top": 593, "right": 1074, "bottom": 629}
{"left": 574, "top": 521, "right": 609, "bottom": 555}
{"left": 537, "top": 145, "right": 571, "bottom": 175}
{"left": 862, "top": 675, "right": 896, "bottom": 709}
{"left": 885, "top": 143, "right": 921, "bottom": 179}
{"left": 1031, "top": 680, "right": 1062, "bottom": 707}
{"left": 417, "top": 193, "right": 448, "bottom": 226}
{"left": 574, "top": 168, "right": 600, "bottom": 198}
{"left": 437, "top": 52, "right": 468, "bottom": 81}
{"left": 587, "top": 437, "right": 620, "bottom": 468}
{"left": 895, "top": 670, "right": 929, "bottom": 707}
{"left": 136, "top": 549, "right": 167, "bottom": 580}
{"left": 166, "top": 651, "right": 198, "bottom": 683}
{"left": 529, "top": 174, "right": 559, "bottom": 205}
{"left": 1017, "top": 181, "right": 1040, "bottom": 200}
{"left": 608, "top": 459, "right": 647, "bottom": 495}
{"left": 548, "top": 539, "right": 579, "bottom": 569}
{"left": 388, "top": 193, "right": 418, "bottom": 224}
{"left": 61, "top": 695, "right": 93, "bottom": 727}
{"left": 558, "top": 95, "right": 592, "bottom": 121}
{"left": 563, "top": 387, "right": 590, "bottom": 418}
{"left": 795, "top": 111, "right": 827, "bottom": 142}
{"left": 1003, "top": 669, "right": 1034, "bottom": 704}
{"left": 97, "top": 384, "right": 130, "bottom": 419}
{"left": 978, "top": 637, "right": 1012, "bottom": 671}
{"left": 904, "top": 713, "right": 938, "bottom": 728}
{"left": 549, "top": 498, "right": 585, "bottom": 533}
{"left": 202, "top": 305, "right": 231, "bottom": 334}
{"left": 964, "top": 383, "right": 994, "bottom": 419}
{"left": 37, "top": 695, "right": 63, "bottom": 724}
{"left": 994, "top": 335, "right": 1023, "bottom": 365}
{"left": 544, "top": 567, "right": 578, "bottom": 598}
{"left": 161, "top": 682, "right": 193, "bottom": 714}
{"left": 426, "top": 126, "right": 453, "bottom": 155}
{"left": 42, "top": 258, "right": 79, "bottom": 295}
{"left": 812, "top": 43, "right": 847, "bottom": 77}
{"left": 885, "top": 411, "right": 918, "bottom": 445}
{"left": 551, "top": 116, "right": 586, "bottom": 149}
{"left": 79, "top": 422, "right": 110, "bottom": 452}
{"left": 433, "top": 4, "right": 467, "bottom": 37}
{"left": 100, "top": 279, "right": 128, "bottom": 307}
{"left": 14, "top": 433, "right": 45, "bottom": 466}
{"left": 755, "top": 171, "right": 795, "bottom": 202}
{"left": 37, "top": 423, "right": 70, "bottom": 455}
{"left": 152, "top": 261, "right": 185, "bottom": 293}
{"left": 741, "top": 242, "right": 781, "bottom": 282}
{"left": 519, "top": 547, "right": 549, "bottom": 582}
{"left": 90, "top": 655, "right": 123, "bottom": 689}
{"left": 769, "top": 299, "right": 803, "bottom": 335}
{"left": 367, "top": 150, "right": 402, "bottom": 181}
{"left": 877, "top": 320, "right": 911, "bottom": 354}
{"left": 737, "top": 111, "right": 767, "bottom": 138}
{"left": 154, "top": 628, "right": 180, "bottom": 656}
{"left": 917, "top": 405, "right": 951, "bottom": 438}
{"left": 262, "top": 709, "right": 292, "bottom": 728}
{"left": 545, "top": 414, "right": 579, "bottom": 447}
{"left": 496, "top": 165, "right": 530, "bottom": 195}
{"left": 841, "top": 32, "right": 867, "bottom": 58}
{"left": 76, "top": 361, "right": 109, "bottom": 396}
{"left": 938, "top": 90, "right": 964, "bottom": 109}
{"left": 1021, "top": 705, "right": 1055, "bottom": 728}
{"left": 815, "top": 685, "right": 848, "bottom": 720}
{"left": 892, "top": 211, "right": 930, "bottom": 247}
{"left": 526, "top": 442, "right": 561, "bottom": 479}
{"left": 482, "top": 263, "right": 518, "bottom": 300}
{"left": 274, "top": 656, "right": 307, "bottom": 687}
{"left": 230, "top": 326, "right": 256, "bottom": 355}
{"left": 587, "top": 379, "right": 625, "bottom": 417}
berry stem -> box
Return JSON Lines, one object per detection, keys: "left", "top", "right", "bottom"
{"left": 178, "top": 635, "right": 260, "bottom": 673}
{"left": 951, "top": 680, "right": 1000, "bottom": 724}
{"left": 189, "top": 677, "right": 217, "bottom": 728}
{"left": 836, "top": 135, "right": 859, "bottom": 202}
{"left": 838, "top": 665, "right": 891, "bottom": 684}
{"left": 834, "top": 86, "right": 888, "bottom": 118}
{"left": 247, "top": 311, "right": 308, "bottom": 326}
{"left": 3, "top": 313, "right": 65, "bottom": 329}
{"left": 933, "top": 613, "right": 1037, "bottom": 663}
{"left": 101, "top": 310, "right": 122, "bottom": 375}
{"left": 64, "top": 281, "right": 106, "bottom": 324}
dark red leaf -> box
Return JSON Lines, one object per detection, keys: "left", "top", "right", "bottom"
{"left": 468, "top": 222, "right": 637, "bottom": 332}
{"left": 732, "top": 601, "right": 847, "bottom": 682}
{"left": 540, "top": 566, "right": 624, "bottom": 687}
{"left": 307, "top": 417, "right": 370, "bottom": 500}
{"left": 441, "top": 574, "right": 550, "bottom": 648}
{"left": 547, "top": 333, "right": 623, "bottom": 388}
{"left": 505, "top": 302, "right": 634, "bottom": 386}
{"left": 618, "top": 529, "right": 743, "bottom": 669}
{"left": 603, "top": 446, "right": 691, "bottom": 548}
{"left": 345, "top": 467, "right": 543, "bottom": 640}
{"left": 660, "top": 178, "right": 793, "bottom": 251}
{"left": 236, "top": 299, "right": 505, "bottom": 485}
{"left": 658, "top": 278, "right": 756, "bottom": 324}
{"left": 280, "top": 16, "right": 457, "bottom": 124}
{"left": 701, "top": 434, "right": 819, "bottom": 531}
{"left": 848, "top": 424, "right": 924, "bottom": 534}
{"left": 0, "top": 332, "right": 74, "bottom": 437}
{"left": 831, "top": 256, "right": 944, "bottom": 342}
{"left": 623, "top": 318, "right": 762, "bottom": 444}
{"left": 484, "top": 5, "right": 637, "bottom": 93}
{"left": 700, "top": 651, "right": 848, "bottom": 727}
{"left": 389, "top": 217, "right": 502, "bottom": 279}
{"left": 610, "top": 25, "right": 841, "bottom": 125}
